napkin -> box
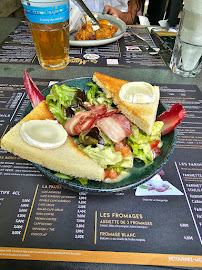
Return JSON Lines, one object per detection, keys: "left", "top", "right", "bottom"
{"left": 69, "top": 0, "right": 86, "bottom": 33}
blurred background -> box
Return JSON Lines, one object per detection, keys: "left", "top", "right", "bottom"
{"left": 0, "top": 0, "right": 183, "bottom": 27}
{"left": 0, "top": 0, "right": 24, "bottom": 18}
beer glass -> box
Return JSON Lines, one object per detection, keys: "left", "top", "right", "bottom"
{"left": 21, "top": 0, "right": 69, "bottom": 70}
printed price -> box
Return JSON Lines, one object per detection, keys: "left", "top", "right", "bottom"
{"left": 75, "top": 234, "right": 84, "bottom": 239}
{"left": 75, "top": 192, "right": 87, "bottom": 239}
{"left": 11, "top": 231, "right": 21, "bottom": 235}
{"left": 184, "top": 236, "right": 193, "bottom": 240}
{"left": 13, "top": 225, "right": 23, "bottom": 229}
{"left": 11, "top": 198, "right": 30, "bottom": 236}
{"left": 76, "top": 224, "right": 85, "bottom": 228}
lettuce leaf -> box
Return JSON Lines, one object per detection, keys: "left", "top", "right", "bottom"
{"left": 46, "top": 84, "right": 78, "bottom": 125}
{"left": 55, "top": 172, "right": 73, "bottom": 180}
{"left": 127, "top": 121, "right": 164, "bottom": 165}
{"left": 55, "top": 172, "right": 88, "bottom": 185}
{"left": 86, "top": 82, "right": 112, "bottom": 106}
{"left": 80, "top": 144, "right": 133, "bottom": 170}
{"left": 81, "top": 145, "right": 122, "bottom": 169}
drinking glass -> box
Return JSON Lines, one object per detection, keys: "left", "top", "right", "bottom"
{"left": 169, "top": 5, "right": 202, "bottom": 77}
{"left": 21, "top": 0, "right": 69, "bottom": 70}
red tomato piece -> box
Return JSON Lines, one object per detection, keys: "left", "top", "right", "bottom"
{"left": 120, "top": 145, "right": 132, "bottom": 158}
{"left": 150, "top": 140, "right": 160, "bottom": 150}
{"left": 152, "top": 147, "right": 161, "bottom": 158}
{"left": 108, "top": 169, "right": 119, "bottom": 179}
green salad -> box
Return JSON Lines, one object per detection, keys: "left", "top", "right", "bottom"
{"left": 46, "top": 82, "right": 163, "bottom": 184}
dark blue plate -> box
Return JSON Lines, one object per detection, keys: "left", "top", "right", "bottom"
{"left": 21, "top": 77, "right": 177, "bottom": 194}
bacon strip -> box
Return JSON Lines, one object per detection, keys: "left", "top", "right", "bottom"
{"left": 103, "top": 107, "right": 120, "bottom": 118}
{"left": 64, "top": 104, "right": 119, "bottom": 136}
{"left": 64, "top": 111, "right": 95, "bottom": 135}
{"left": 96, "top": 114, "right": 132, "bottom": 143}
{"left": 74, "top": 114, "right": 97, "bottom": 134}
{"left": 87, "top": 103, "right": 119, "bottom": 117}
{"left": 88, "top": 104, "right": 107, "bottom": 117}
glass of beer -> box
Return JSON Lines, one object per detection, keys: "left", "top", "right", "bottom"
{"left": 21, "top": 0, "right": 69, "bottom": 70}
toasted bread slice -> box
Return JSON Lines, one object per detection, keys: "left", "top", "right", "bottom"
{"left": 1, "top": 100, "right": 105, "bottom": 181}
{"left": 93, "top": 72, "right": 160, "bottom": 135}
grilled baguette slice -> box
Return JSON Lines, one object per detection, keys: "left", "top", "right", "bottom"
{"left": 1, "top": 100, "right": 105, "bottom": 181}
{"left": 93, "top": 72, "right": 160, "bottom": 135}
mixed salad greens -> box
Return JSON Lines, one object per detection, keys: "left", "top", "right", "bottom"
{"left": 46, "top": 82, "right": 164, "bottom": 183}
{"left": 23, "top": 69, "right": 185, "bottom": 185}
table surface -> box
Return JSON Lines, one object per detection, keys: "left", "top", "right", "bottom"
{"left": 0, "top": 18, "right": 201, "bottom": 92}
{"left": 0, "top": 17, "right": 201, "bottom": 270}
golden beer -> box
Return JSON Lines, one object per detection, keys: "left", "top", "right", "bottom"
{"left": 21, "top": 0, "right": 69, "bottom": 70}
{"left": 29, "top": 20, "right": 69, "bottom": 70}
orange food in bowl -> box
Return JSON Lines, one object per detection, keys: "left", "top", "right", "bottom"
{"left": 98, "top": 19, "right": 110, "bottom": 25}
{"left": 74, "top": 22, "right": 94, "bottom": 40}
{"left": 95, "top": 28, "right": 114, "bottom": 39}
{"left": 74, "top": 19, "right": 118, "bottom": 40}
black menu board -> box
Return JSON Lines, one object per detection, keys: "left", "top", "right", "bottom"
{"left": 0, "top": 77, "right": 202, "bottom": 268}
{"left": 0, "top": 24, "right": 168, "bottom": 69}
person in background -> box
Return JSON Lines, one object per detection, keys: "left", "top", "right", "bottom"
{"left": 146, "top": 0, "right": 183, "bottom": 27}
{"left": 104, "top": 0, "right": 142, "bottom": 24}
{"left": 72, "top": 0, "right": 142, "bottom": 24}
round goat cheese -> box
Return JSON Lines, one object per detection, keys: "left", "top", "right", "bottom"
{"left": 20, "top": 119, "right": 67, "bottom": 149}
{"left": 119, "top": 82, "right": 155, "bottom": 104}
